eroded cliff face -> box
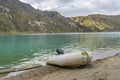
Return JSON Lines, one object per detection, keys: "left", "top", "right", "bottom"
{"left": 0, "top": 0, "right": 82, "bottom": 33}
{"left": 71, "top": 14, "right": 120, "bottom": 32}
{"left": 0, "top": 0, "right": 120, "bottom": 33}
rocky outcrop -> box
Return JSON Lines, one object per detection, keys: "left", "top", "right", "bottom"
{"left": 0, "top": 0, "right": 81, "bottom": 33}
{"left": 71, "top": 14, "right": 120, "bottom": 32}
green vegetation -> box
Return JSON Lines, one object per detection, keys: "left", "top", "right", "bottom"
{"left": 0, "top": 0, "right": 81, "bottom": 33}
{"left": 71, "top": 14, "right": 120, "bottom": 32}
{"left": 0, "top": 0, "right": 120, "bottom": 33}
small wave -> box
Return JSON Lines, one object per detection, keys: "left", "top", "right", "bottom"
{"left": 0, "top": 60, "right": 47, "bottom": 74}
{"left": 0, "top": 53, "right": 49, "bottom": 74}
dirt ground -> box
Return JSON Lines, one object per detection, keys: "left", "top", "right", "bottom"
{"left": 0, "top": 54, "right": 120, "bottom": 80}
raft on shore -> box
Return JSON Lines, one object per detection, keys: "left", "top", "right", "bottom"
{"left": 47, "top": 51, "right": 92, "bottom": 67}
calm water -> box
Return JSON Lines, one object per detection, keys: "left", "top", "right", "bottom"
{"left": 0, "top": 32, "right": 120, "bottom": 68}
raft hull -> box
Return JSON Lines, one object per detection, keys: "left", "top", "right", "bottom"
{"left": 47, "top": 52, "right": 92, "bottom": 67}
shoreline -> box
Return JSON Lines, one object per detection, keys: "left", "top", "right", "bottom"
{"left": 0, "top": 53, "right": 120, "bottom": 80}
{"left": 0, "top": 32, "right": 120, "bottom": 35}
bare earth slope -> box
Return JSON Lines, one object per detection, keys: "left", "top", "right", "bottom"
{"left": 72, "top": 14, "right": 120, "bottom": 32}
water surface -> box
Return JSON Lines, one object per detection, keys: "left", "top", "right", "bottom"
{"left": 0, "top": 32, "right": 120, "bottom": 68}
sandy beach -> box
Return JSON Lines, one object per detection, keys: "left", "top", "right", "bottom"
{"left": 0, "top": 54, "right": 120, "bottom": 80}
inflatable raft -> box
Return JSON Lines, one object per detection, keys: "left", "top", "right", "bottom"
{"left": 47, "top": 51, "right": 92, "bottom": 67}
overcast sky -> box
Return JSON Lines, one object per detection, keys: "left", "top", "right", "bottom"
{"left": 20, "top": 0, "right": 120, "bottom": 17}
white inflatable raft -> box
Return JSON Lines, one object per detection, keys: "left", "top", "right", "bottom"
{"left": 47, "top": 51, "right": 92, "bottom": 67}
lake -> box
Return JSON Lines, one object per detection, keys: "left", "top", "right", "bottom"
{"left": 0, "top": 32, "right": 120, "bottom": 69}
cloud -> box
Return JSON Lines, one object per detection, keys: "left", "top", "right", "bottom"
{"left": 20, "top": 0, "right": 120, "bottom": 17}
{"left": 20, "top": 0, "right": 58, "bottom": 10}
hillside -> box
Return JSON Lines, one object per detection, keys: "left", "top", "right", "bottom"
{"left": 0, "top": 0, "right": 120, "bottom": 33}
{"left": 71, "top": 14, "right": 120, "bottom": 32}
{"left": 0, "top": 0, "right": 81, "bottom": 33}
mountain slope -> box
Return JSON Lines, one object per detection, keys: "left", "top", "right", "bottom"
{"left": 1, "top": 0, "right": 120, "bottom": 33}
{"left": 71, "top": 14, "right": 120, "bottom": 32}
{"left": 0, "top": 0, "right": 81, "bottom": 33}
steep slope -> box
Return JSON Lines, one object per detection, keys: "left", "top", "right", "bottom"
{"left": 71, "top": 14, "right": 120, "bottom": 32}
{"left": 1, "top": 0, "right": 120, "bottom": 33}
{"left": 0, "top": 0, "right": 80, "bottom": 33}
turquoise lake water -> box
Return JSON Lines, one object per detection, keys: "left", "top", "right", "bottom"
{"left": 0, "top": 32, "right": 120, "bottom": 68}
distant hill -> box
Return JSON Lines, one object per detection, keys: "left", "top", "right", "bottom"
{"left": 71, "top": 14, "right": 120, "bottom": 32}
{"left": 0, "top": 0, "right": 120, "bottom": 33}
{"left": 0, "top": 0, "right": 81, "bottom": 33}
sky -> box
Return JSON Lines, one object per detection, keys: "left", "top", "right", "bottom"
{"left": 20, "top": 0, "right": 120, "bottom": 17}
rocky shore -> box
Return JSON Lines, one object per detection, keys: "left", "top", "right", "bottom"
{"left": 0, "top": 54, "right": 120, "bottom": 80}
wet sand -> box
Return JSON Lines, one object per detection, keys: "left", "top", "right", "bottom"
{"left": 0, "top": 54, "right": 120, "bottom": 80}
